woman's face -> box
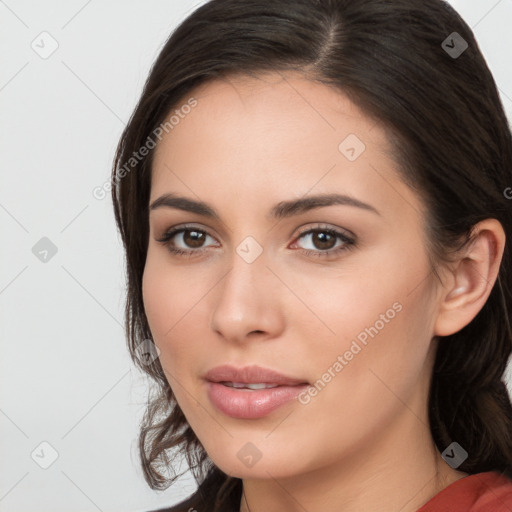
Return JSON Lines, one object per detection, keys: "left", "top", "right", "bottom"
{"left": 143, "top": 71, "right": 444, "bottom": 480}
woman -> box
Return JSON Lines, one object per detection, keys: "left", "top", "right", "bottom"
{"left": 111, "top": 0, "right": 512, "bottom": 510}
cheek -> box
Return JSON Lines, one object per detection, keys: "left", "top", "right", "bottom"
{"left": 142, "top": 251, "right": 189, "bottom": 358}
{"left": 286, "top": 284, "right": 436, "bottom": 472}
{"left": 280, "top": 242, "right": 421, "bottom": 352}
{"left": 141, "top": 249, "right": 215, "bottom": 379}
{"left": 290, "top": 241, "right": 435, "bottom": 404}
{"left": 303, "top": 274, "right": 436, "bottom": 424}
{"left": 142, "top": 252, "right": 174, "bottom": 339}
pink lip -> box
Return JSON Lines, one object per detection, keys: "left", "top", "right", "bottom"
{"left": 204, "top": 365, "right": 309, "bottom": 419}
{"left": 204, "top": 364, "right": 308, "bottom": 386}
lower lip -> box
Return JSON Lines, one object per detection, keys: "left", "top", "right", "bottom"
{"left": 206, "top": 381, "right": 308, "bottom": 419}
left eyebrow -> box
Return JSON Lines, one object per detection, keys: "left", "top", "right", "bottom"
{"left": 148, "top": 192, "right": 380, "bottom": 219}
{"left": 269, "top": 193, "right": 380, "bottom": 219}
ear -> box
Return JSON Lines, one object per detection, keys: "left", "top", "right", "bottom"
{"left": 434, "top": 219, "right": 506, "bottom": 337}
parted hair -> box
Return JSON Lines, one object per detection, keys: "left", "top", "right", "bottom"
{"left": 111, "top": 0, "right": 512, "bottom": 510}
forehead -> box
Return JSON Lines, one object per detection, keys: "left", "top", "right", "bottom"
{"left": 156, "top": 70, "right": 391, "bottom": 152}
{"left": 149, "top": 71, "right": 422, "bottom": 225}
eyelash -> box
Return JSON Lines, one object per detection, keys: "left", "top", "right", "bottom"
{"left": 156, "top": 223, "right": 356, "bottom": 259}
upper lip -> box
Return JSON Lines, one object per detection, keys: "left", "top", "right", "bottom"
{"left": 204, "top": 365, "right": 309, "bottom": 386}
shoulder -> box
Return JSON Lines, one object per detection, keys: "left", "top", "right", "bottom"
{"left": 471, "top": 471, "right": 512, "bottom": 512}
{"left": 417, "top": 471, "right": 512, "bottom": 512}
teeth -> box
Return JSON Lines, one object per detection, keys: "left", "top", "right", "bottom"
{"left": 223, "top": 382, "right": 279, "bottom": 390}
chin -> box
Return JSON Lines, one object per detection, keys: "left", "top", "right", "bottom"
{"left": 202, "top": 439, "right": 307, "bottom": 481}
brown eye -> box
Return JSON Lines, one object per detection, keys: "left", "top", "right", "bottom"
{"left": 182, "top": 230, "right": 206, "bottom": 248}
{"left": 156, "top": 226, "right": 218, "bottom": 255}
{"left": 293, "top": 227, "right": 355, "bottom": 257}
{"left": 310, "top": 231, "right": 337, "bottom": 250}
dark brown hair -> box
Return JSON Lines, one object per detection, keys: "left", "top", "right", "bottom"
{"left": 111, "top": 0, "right": 512, "bottom": 509}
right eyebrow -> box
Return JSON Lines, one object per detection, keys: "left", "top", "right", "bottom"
{"left": 150, "top": 194, "right": 220, "bottom": 219}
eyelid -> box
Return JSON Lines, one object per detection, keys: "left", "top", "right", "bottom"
{"left": 289, "top": 224, "right": 356, "bottom": 255}
{"left": 293, "top": 223, "right": 355, "bottom": 240}
{"left": 156, "top": 223, "right": 220, "bottom": 245}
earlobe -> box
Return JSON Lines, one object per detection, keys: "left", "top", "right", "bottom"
{"left": 433, "top": 219, "right": 505, "bottom": 337}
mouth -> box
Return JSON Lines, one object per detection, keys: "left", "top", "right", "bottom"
{"left": 204, "top": 364, "right": 309, "bottom": 387}
{"left": 204, "top": 365, "right": 310, "bottom": 419}
{"left": 219, "top": 382, "right": 281, "bottom": 390}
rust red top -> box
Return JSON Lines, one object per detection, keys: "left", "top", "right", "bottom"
{"left": 417, "top": 471, "right": 512, "bottom": 511}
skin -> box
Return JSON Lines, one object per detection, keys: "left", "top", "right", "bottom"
{"left": 142, "top": 71, "right": 505, "bottom": 511}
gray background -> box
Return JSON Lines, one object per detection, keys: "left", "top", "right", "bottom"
{"left": 1, "top": 1, "right": 511, "bottom": 511}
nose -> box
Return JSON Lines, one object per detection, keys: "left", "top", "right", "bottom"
{"left": 210, "top": 246, "right": 285, "bottom": 344}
